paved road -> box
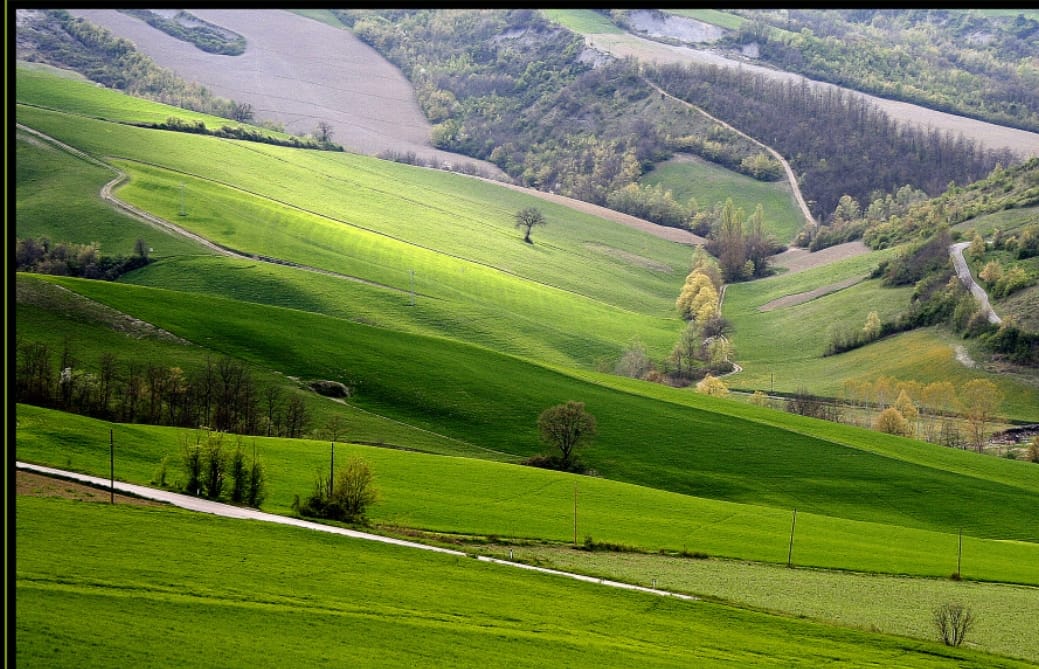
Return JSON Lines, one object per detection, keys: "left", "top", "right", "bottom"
{"left": 950, "top": 241, "right": 1002, "bottom": 325}
{"left": 16, "top": 461, "right": 696, "bottom": 602}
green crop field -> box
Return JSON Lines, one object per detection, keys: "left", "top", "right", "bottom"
{"left": 19, "top": 496, "right": 1033, "bottom": 668}
{"left": 14, "top": 58, "right": 1039, "bottom": 666}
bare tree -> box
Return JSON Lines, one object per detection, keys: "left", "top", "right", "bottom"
{"left": 933, "top": 603, "right": 975, "bottom": 647}
{"left": 316, "top": 120, "right": 335, "bottom": 144}
{"left": 514, "top": 206, "right": 546, "bottom": 244}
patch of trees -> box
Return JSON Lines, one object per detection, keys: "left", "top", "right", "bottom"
{"left": 14, "top": 340, "right": 312, "bottom": 438}
{"left": 147, "top": 116, "right": 343, "bottom": 151}
{"left": 180, "top": 430, "right": 266, "bottom": 508}
{"left": 118, "top": 9, "right": 246, "bottom": 56}
{"left": 702, "top": 199, "right": 782, "bottom": 282}
{"left": 16, "top": 236, "right": 151, "bottom": 280}
{"left": 647, "top": 60, "right": 1017, "bottom": 222}
{"left": 298, "top": 456, "right": 378, "bottom": 523}
{"left": 336, "top": 9, "right": 773, "bottom": 228}
{"left": 617, "top": 248, "right": 736, "bottom": 387}
{"left": 726, "top": 9, "right": 1039, "bottom": 133}
{"left": 20, "top": 10, "right": 246, "bottom": 121}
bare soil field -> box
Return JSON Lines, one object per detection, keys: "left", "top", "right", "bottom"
{"left": 770, "top": 240, "right": 871, "bottom": 274}
{"left": 66, "top": 9, "right": 507, "bottom": 179}
{"left": 16, "top": 469, "right": 162, "bottom": 507}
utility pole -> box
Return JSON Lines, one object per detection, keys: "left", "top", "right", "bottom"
{"left": 110, "top": 429, "right": 115, "bottom": 504}
{"left": 787, "top": 508, "right": 797, "bottom": 568}
{"left": 573, "top": 482, "right": 578, "bottom": 546}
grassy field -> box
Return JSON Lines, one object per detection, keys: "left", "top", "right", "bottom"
{"left": 19, "top": 495, "right": 1034, "bottom": 668}
{"left": 641, "top": 153, "right": 805, "bottom": 244}
{"left": 16, "top": 404, "right": 1039, "bottom": 586}
{"left": 722, "top": 248, "right": 1039, "bottom": 420}
{"left": 14, "top": 57, "right": 1039, "bottom": 667}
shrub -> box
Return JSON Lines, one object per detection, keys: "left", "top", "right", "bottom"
{"left": 299, "top": 457, "right": 378, "bottom": 523}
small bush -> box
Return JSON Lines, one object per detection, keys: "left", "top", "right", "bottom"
{"left": 309, "top": 380, "right": 351, "bottom": 398}
{"left": 299, "top": 457, "right": 377, "bottom": 523}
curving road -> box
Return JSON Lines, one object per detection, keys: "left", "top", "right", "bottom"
{"left": 950, "top": 241, "right": 1001, "bottom": 325}
{"left": 16, "top": 461, "right": 696, "bottom": 602}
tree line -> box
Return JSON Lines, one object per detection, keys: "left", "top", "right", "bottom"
{"left": 16, "top": 236, "right": 151, "bottom": 281}
{"left": 646, "top": 60, "right": 1018, "bottom": 222}
{"left": 15, "top": 339, "right": 310, "bottom": 438}
{"left": 724, "top": 9, "right": 1039, "bottom": 133}
{"left": 117, "top": 9, "right": 246, "bottom": 56}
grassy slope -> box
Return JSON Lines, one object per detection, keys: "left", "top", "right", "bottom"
{"left": 722, "top": 248, "right": 1039, "bottom": 420}
{"left": 18, "top": 275, "right": 1039, "bottom": 547}
{"left": 641, "top": 153, "right": 804, "bottom": 244}
{"left": 16, "top": 403, "right": 1039, "bottom": 585}
{"left": 19, "top": 496, "right": 1032, "bottom": 669}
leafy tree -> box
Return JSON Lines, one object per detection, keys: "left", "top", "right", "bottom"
{"left": 514, "top": 206, "right": 546, "bottom": 244}
{"left": 537, "top": 400, "right": 596, "bottom": 469}
{"left": 316, "top": 120, "right": 335, "bottom": 144}
{"left": 300, "top": 457, "right": 378, "bottom": 523}
{"left": 863, "top": 311, "right": 882, "bottom": 340}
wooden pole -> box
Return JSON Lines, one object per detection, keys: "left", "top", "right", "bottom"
{"left": 110, "top": 429, "right": 115, "bottom": 504}
{"left": 573, "top": 482, "right": 578, "bottom": 546}
{"left": 787, "top": 508, "right": 797, "bottom": 568}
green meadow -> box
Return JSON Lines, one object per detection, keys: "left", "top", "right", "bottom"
{"left": 19, "top": 496, "right": 1034, "bottom": 668}
{"left": 641, "top": 153, "right": 805, "bottom": 244}
{"left": 15, "top": 59, "right": 1039, "bottom": 666}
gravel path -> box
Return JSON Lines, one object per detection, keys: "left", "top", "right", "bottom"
{"left": 950, "top": 241, "right": 1002, "bottom": 325}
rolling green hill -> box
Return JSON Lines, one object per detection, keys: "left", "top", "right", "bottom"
{"left": 14, "top": 57, "right": 1039, "bottom": 666}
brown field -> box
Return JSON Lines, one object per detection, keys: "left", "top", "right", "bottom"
{"left": 16, "top": 470, "right": 162, "bottom": 507}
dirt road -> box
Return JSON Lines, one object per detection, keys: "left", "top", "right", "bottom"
{"left": 950, "top": 241, "right": 1002, "bottom": 325}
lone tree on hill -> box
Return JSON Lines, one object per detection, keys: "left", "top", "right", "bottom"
{"left": 537, "top": 400, "right": 596, "bottom": 470}
{"left": 514, "top": 206, "right": 546, "bottom": 244}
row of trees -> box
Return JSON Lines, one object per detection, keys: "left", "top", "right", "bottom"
{"left": 180, "top": 430, "right": 266, "bottom": 507}
{"left": 16, "top": 236, "right": 151, "bottom": 280}
{"left": 117, "top": 9, "right": 246, "bottom": 56}
{"left": 147, "top": 116, "right": 343, "bottom": 152}
{"left": 15, "top": 339, "right": 310, "bottom": 438}
{"left": 775, "top": 375, "right": 1010, "bottom": 453}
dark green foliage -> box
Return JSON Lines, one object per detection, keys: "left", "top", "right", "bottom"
{"left": 229, "top": 443, "right": 248, "bottom": 503}
{"left": 299, "top": 457, "right": 377, "bottom": 523}
{"left": 118, "top": 9, "right": 246, "bottom": 56}
{"left": 880, "top": 228, "right": 953, "bottom": 286}
{"left": 146, "top": 117, "right": 342, "bottom": 151}
{"left": 16, "top": 236, "right": 150, "bottom": 280}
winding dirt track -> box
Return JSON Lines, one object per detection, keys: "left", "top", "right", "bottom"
{"left": 950, "top": 241, "right": 1002, "bottom": 325}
